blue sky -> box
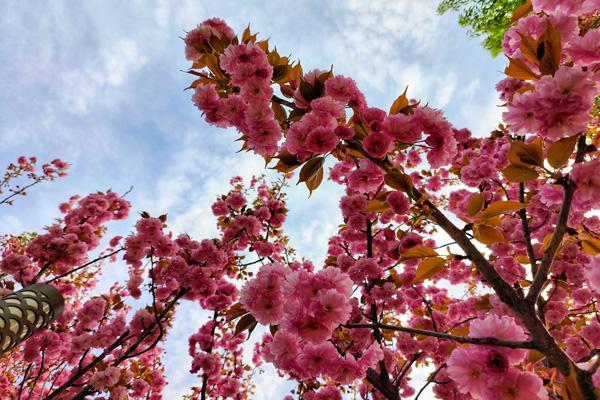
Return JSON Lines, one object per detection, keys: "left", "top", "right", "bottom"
{"left": 1, "top": 1, "right": 507, "bottom": 398}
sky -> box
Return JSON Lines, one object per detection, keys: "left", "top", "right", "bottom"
{"left": 0, "top": 1, "right": 507, "bottom": 398}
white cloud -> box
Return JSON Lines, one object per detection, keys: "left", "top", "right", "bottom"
{"left": 434, "top": 71, "right": 458, "bottom": 108}
{"left": 460, "top": 91, "right": 503, "bottom": 136}
{"left": 460, "top": 79, "right": 481, "bottom": 101}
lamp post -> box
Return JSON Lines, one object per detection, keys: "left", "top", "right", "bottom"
{"left": 0, "top": 283, "right": 64, "bottom": 355}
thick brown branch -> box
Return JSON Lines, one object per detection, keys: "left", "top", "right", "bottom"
{"left": 344, "top": 137, "right": 600, "bottom": 397}
{"left": 347, "top": 323, "right": 537, "bottom": 349}
{"left": 347, "top": 138, "right": 521, "bottom": 310}
{"left": 527, "top": 134, "right": 587, "bottom": 303}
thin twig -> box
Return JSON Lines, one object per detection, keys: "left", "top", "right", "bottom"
{"left": 346, "top": 323, "right": 537, "bottom": 349}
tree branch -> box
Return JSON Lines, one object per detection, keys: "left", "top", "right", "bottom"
{"left": 271, "top": 95, "right": 295, "bottom": 108}
{"left": 44, "top": 248, "right": 124, "bottom": 284}
{"left": 518, "top": 182, "right": 538, "bottom": 275}
{"left": 527, "top": 134, "right": 587, "bottom": 303}
{"left": 347, "top": 138, "right": 521, "bottom": 311}
{"left": 346, "top": 322, "right": 537, "bottom": 349}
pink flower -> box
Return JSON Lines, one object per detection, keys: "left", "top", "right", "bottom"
{"left": 218, "top": 377, "right": 240, "bottom": 398}
{"left": 295, "top": 315, "right": 332, "bottom": 343}
{"left": 305, "top": 385, "right": 342, "bottom": 400}
{"left": 566, "top": 29, "right": 600, "bottom": 66}
{"left": 348, "top": 159, "right": 385, "bottom": 193}
{"left": 469, "top": 315, "right": 526, "bottom": 341}
{"left": 314, "top": 288, "right": 352, "bottom": 326}
{"left": 263, "top": 330, "right": 300, "bottom": 366}
{"left": 185, "top": 18, "right": 235, "bottom": 61}
{"left": 358, "top": 343, "right": 384, "bottom": 370}
{"left": 532, "top": 0, "right": 599, "bottom": 16}
{"left": 225, "top": 192, "right": 247, "bottom": 210}
{"left": 481, "top": 370, "right": 548, "bottom": 400}
{"left": 192, "top": 84, "right": 225, "bottom": 127}
{"left": 219, "top": 43, "right": 272, "bottom": 87}
{"left": 387, "top": 191, "right": 410, "bottom": 215}
{"left": 246, "top": 119, "right": 281, "bottom": 156}
{"left": 90, "top": 366, "right": 121, "bottom": 391}
{"left": 382, "top": 113, "right": 422, "bottom": 142}
{"left": 190, "top": 352, "right": 221, "bottom": 377}
{"left": 310, "top": 96, "right": 346, "bottom": 119}
{"left": 572, "top": 158, "right": 600, "bottom": 209}
{"left": 298, "top": 342, "right": 338, "bottom": 378}
{"left": 496, "top": 77, "right": 524, "bottom": 102}
{"left": 469, "top": 315, "right": 527, "bottom": 363}
{"left": 534, "top": 68, "right": 597, "bottom": 139}
{"left": 335, "top": 124, "right": 355, "bottom": 140}
{"left": 363, "top": 132, "right": 393, "bottom": 158}
{"left": 240, "top": 263, "right": 287, "bottom": 325}
{"left": 240, "top": 77, "right": 274, "bottom": 103}
{"left": 340, "top": 195, "right": 368, "bottom": 219}
{"left": 305, "top": 126, "right": 339, "bottom": 154}
{"left": 503, "top": 92, "right": 542, "bottom": 135}
{"left": 330, "top": 355, "right": 362, "bottom": 384}
{"left": 447, "top": 347, "right": 488, "bottom": 397}
{"left": 584, "top": 255, "right": 600, "bottom": 293}
{"left": 324, "top": 75, "right": 367, "bottom": 110}
{"left": 362, "top": 108, "right": 387, "bottom": 132}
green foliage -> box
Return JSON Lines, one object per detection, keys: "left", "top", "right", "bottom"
{"left": 438, "top": 0, "right": 526, "bottom": 57}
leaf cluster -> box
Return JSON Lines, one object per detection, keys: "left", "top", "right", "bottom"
{"left": 437, "top": 0, "right": 526, "bottom": 56}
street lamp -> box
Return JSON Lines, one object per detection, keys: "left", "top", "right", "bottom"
{"left": 0, "top": 283, "right": 64, "bottom": 355}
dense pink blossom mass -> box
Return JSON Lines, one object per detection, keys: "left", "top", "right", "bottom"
{"left": 2, "top": 1, "right": 600, "bottom": 399}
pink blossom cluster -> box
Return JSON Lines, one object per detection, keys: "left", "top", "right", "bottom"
{"left": 447, "top": 315, "right": 547, "bottom": 400}
{"left": 184, "top": 17, "right": 236, "bottom": 62}
{"left": 11, "top": 282, "right": 169, "bottom": 399}
{"left": 503, "top": 67, "right": 598, "bottom": 140}
{"left": 572, "top": 158, "right": 600, "bottom": 209}
{"left": 241, "top": 264, "right": 352, "bottom": 341}
{"left": 122, "top": 214, "right": 241, "bottom": 305}
{"left": 9, "top": 156, "right": 69, "bottom": 179}
{"left": 188, "top": 19, "right": 466, "bottom": 169}
{"left": 189, "top": 20, "right": 281, "bottom": 156}
{"left": 1, "top": 191, "right": 129, "bottom": 283}
{"left": 240, "top": 263, "right": 385, "bottom": 383}
{"left": 188, "top": 320, "right": 245, "bottom": 397}
{"left": 284, "top": 94, "right": 345, "bottom": 161}
{"left": 1, "top": 156, "right": 69, "bottom": 207}
{"left": 284, "top": 384, "right": 342, "bottom": 400}
{"left": 454, "top": 134, "right": 510, "bottom": 187}
{"left": 501, "top": 5, "right": 600, "bottom": 140}
{"left": 532, "top": 0, "right": 600, "bottom": 16}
